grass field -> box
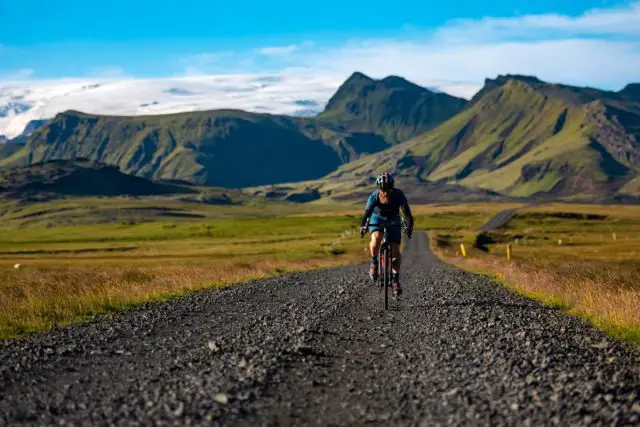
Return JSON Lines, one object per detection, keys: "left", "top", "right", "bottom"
{"left": 5, "top": 196, "right": 636, "bottom": 343}
{"left": 433, "top": 203, "right": 640, "bottom": 344}
{"left": 0, "top": 195, "right": 355, "bottom": 228}
{"left": 0, "top": 199, "right": 509, "bottom": 339}
{"left": 0, "top": 214, "right": 361, "bottom": 338}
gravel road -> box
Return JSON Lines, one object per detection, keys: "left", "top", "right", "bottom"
{"left": 478, "top": 209, "right": 518, "bottom": 231}
{"left": 1, "top": 232, "right": 639, "bottom": 426}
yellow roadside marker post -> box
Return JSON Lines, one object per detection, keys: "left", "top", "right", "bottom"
{"left": 506, "top": 243, "right": 511, "bottom": 261}
{"left": 460, "top": 244, "right": 467, "bottom": 257}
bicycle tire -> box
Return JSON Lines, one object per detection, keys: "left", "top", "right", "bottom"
{"left": 382, "top": 244, "right": 390, "bottom": 310}
{"left": 379, "top": 247, "right": 386, "bottom": 293}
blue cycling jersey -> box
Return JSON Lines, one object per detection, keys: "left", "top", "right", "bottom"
{"left": 360, "top": 188, "right": 413, "bottom": 227}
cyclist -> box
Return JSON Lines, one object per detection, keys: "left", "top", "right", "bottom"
{"left": 359, "top": 172, "right": 414, "bottom": 296}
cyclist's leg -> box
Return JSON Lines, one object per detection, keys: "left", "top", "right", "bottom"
{"left": 370, "top": 231, "right": 382, "bottom": 257}
{"left": 388, "top": 216, "right": 403, "bottom": 270}
{"left": 388, "top": 219, "right": 403, "bottom": 294}
{"left": 391, "top": 241, "right": 402, "bottom": 295}
{"left": 368, "top": 213, "right": 384, "bottom": 259}
{"left": 368, "top": 231, "right": 382, "bottom": 280}
{"left": 391, "top": 243, "right": 401, "bottom": 271}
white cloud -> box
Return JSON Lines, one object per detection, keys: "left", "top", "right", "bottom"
{"left": 299, "top": 38, "right": 640, "bottom": 94}
{"left": 286, "top": 2, "right": 640, "bottom": 93}
{"left": 180, "top": 51, "right": 238, "bottom": 75}
{"left": 258, "top": 41, "right": 315, "bottom": 56}
{"left": 183, "top": 52, "right": 235, "bottom": 65}
{"left": 259, "top": 44, "right": 299, "bottom": 56}
{"left": 87, "top": 67, "right": 126, "bottom": 78}
{"left": 0, "top": 74, "right": 343, "bottom": 137}
{"left": 1, "top": 68, "right": 35, "bottom": 80}
{"left": 437, "top": 1, "right": 640, "bottom": 41}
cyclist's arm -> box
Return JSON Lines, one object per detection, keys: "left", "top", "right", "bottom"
{"left": 360, "top": 192, "right": 377, "bottom": 227}
{"left": 398, "top": 191, "right": 414, "bottom": 228}
{"left": 401, "top": 203, "right": 414, "bottom": 228}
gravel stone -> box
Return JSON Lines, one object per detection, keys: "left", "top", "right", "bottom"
{"left": 214, "top": 394, "right": 229, "bottom": 405}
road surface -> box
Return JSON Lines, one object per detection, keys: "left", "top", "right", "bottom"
{"left": 1, "top": 233, "right": 639, "bottom": 426}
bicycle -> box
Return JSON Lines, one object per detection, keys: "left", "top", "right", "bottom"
{"left": 361, "top": 218, "right": 410, "bottom": 310}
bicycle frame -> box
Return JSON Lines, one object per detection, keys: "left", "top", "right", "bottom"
{"left": 362, "top": 217, "right": 408, "bottom": 310}
{"left": 379, "top": 226, "right": 393, "bottom": 310}
{"left": 366, "top": 219, "right": 397, "bottom": 310}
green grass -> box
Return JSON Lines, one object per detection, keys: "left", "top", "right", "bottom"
{"left": 0, "top": 195, "right": 356, "bottom": 229}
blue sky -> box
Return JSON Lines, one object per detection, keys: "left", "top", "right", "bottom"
{"left": 1, "top": 0, "right": 638, "bottom": 83}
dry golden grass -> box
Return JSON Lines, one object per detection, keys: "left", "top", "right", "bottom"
{"left": 0, "top": 214, "right": 369, "bottom": 338}
{"left": 0, "top": 253, "right": 363, "bottom": 338}
{"left": 431, "top": 203, "right": 640, "bottom": 343}
{"left": 439, "top": 254, "right": 640, "bottom": 343}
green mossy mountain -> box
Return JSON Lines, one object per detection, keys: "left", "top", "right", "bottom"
{"left": 4, "top": 73, "right": 466, "bottom": 188}
{"left": 331, "top": 75, "right": 640, "bottom": 200}
{"left": 319, "top": 72, "right": 468, "bottom": 144}
{"left": 13, "top": 110, "right": 347, "bottom": 188}
{"left": 4, "top": 73, "right": 639, "bottom": 201}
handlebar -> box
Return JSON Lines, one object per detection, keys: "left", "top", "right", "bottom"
{"left": 360, "top": 218, "right": 412, "bottom": 239}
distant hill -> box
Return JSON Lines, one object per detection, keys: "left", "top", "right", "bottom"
{"left": 328, "top": 75, "right": 640, "bottom": 200}
{"left": 250, "top": 173, "right": 514, "bottom": 204}
{"left": 1, "top": 74, "right": 465, "bottom": 188}
{"left": 0, "top": 160, "right": 196, "bottom": 198}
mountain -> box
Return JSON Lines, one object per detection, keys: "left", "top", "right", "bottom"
{"left": 9, "top": 119, "right": 50, "bottom": 144}
{"left": 0, "top": 141, "right": 25, "bottom": 162}
{"left": 0, "top": 120, "right": 49, "bottom": 163}
{"left": 3, "top": 74, "right": 467, "bottom": 187}
{"left": 8, "top": 110, "right": 350, "bottom": 188}
{"left": 0, "top": 160, "right": 195, "bottom": 198}
{"left": 318, "top": 72, "right": 467, "bottom": 144}
{"left": 6, "top": 72, "right": 638, "bottom": 201}
{"left": 331, "top": 75, "right": 640, "bottom": 200}
{"left": 620, "top": 84, "right": 640, "bottom": 102}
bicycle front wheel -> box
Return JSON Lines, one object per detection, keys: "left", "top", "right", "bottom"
{"left": 383, "top": 245, "right": 391, "bottom": 310}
